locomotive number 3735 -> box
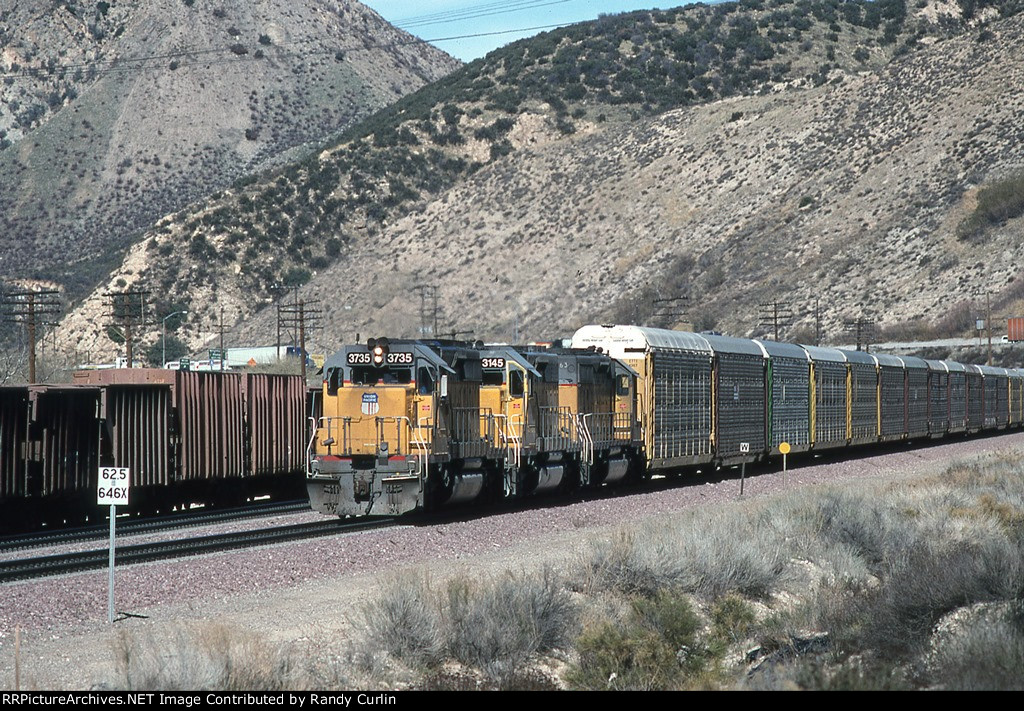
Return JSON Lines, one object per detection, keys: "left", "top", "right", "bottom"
{"left": 347, "top": 352, "right": 414, "bottom": 365}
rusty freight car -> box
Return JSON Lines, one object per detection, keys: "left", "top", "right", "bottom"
{"left": 0, "top": 370, "right": 310, "bottom": 531}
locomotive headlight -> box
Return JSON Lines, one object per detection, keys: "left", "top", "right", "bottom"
{"left": 367, "top": 337, "right": 390, "bottom": 366}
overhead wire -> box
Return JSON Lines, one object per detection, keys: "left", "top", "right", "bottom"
{"left": 394, "top": 0, "right": 575, "bottom": 29}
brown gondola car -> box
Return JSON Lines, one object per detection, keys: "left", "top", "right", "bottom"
{"left": 0, "top": 369, "right": 309, "bottom": 531}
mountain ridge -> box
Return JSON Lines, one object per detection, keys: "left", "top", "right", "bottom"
{"left": 0, "top": 0, "right": 460, "bottom": 298}
{"left": 45, "top": 0, "right": 1024, "bottom": 367}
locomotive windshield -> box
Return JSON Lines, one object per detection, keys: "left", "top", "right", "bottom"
{"left": 349, "top": 366, "right": 413, "bottom": 385}
{"left": 482, "top": 370, "right": 504, "bottom": 386}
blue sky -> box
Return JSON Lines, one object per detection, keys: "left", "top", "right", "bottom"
{"left": 361, "top": 1, "right": 682, "bottom": 62}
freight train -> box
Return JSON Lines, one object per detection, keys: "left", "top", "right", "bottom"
{"left": 305, "top": 325, "right": 1024, "bottom": 518}
{"left": 0, "top": 369, "right": 318, "bottom": 532}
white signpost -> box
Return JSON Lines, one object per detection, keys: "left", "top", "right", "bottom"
{"left": 97, "top": 467, "right": 130, "bottom": 624}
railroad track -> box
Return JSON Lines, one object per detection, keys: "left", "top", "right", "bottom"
{"left": 0, "top": 517, "right": 396, "bottom": 583}
{"left": 0, "top": 500, "right": 313, "bottom": 551}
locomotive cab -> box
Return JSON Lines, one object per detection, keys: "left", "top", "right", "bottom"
{"left": 477, "top": 347, "right": 542, "bottom": 496}
{"left": 308, "top": 339, "right": 453, "bottom": 516}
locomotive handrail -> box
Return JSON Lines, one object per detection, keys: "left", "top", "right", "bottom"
{"left": 539, "top": 405, "right": 576, "bottom": 452}
{"left": 306, "top": 416, "right": 320, "bottom": 476}
{"left": 578, "top": 413, "right": 595, "bottom": 486}
{"left": 410, "top": 415, "right": 430, "bottom": 478}
{"left": 491, "top": 413, "right": 522, "bottom": 468}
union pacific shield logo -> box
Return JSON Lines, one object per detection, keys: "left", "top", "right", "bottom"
{"left": 361, "top": 392, "right": 379, "bottom": 415}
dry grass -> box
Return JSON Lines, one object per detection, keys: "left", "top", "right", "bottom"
{"left": 582, "top": 508, "right": 789, "bottom": 600}
{"left": 358, "top": 567, "right": 578, "bottom": 687}
{"left": 111, "top": 624, "right": 298, "bottom": 691}
{"left": 578, "top": 448, "right": 1024, "bottom": 690}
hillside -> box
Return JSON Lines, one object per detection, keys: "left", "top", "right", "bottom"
{"left": 0, "top": 0, "right": 459, "bottom": 298}
{"left": 52, "top": 0, "right": 1024, "bottom": 364}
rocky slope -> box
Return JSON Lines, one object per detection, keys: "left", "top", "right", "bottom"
{"left": 0, "top": 0, "right": 459, "bottom": 298}
{"left": 51, "top": 0, "right": 1024, "bottom": 364}
{"left": 245, "top": 10, "right": 1024, "bottom": 352}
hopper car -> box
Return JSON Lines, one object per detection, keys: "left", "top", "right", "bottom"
{"left": 0, "top": 369, "right": 319, "bottom": 532}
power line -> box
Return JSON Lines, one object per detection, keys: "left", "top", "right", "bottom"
{"left": 396, "top": 0, "right": 575, "bottom": 29}
{"left": 1, "top": 288, "right": 61, "bottom": 384}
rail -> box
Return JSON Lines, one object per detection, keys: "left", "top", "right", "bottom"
{"left": 1, "top": 518, "right": 397, "bottom": 583}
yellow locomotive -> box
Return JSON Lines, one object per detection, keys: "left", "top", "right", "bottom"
{"left": 306, "top": 339, "right": 640, "bottom": 516}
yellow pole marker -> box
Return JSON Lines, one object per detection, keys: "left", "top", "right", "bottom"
{"left": 779, "top": 441, "right": 791, "bottom": 475}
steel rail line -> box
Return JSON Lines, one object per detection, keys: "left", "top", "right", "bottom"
{"left": 0, "top": 517, "right": 396, "bottom": 583}
{"left": 0, "top": 500, "right": 314, "bottom": 552}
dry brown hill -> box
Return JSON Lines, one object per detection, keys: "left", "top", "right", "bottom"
{"left": 51, "top": 0, "right": 1024, "bottom": 365}
{"left": 0, "top": 0, "right": 459, "bottom": 296}
{"left": 254, "top": 11, "right": 1024, "bottom": 351}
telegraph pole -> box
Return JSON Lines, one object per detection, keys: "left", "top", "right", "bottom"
{"left": 219, "top": 308, "right": 226, "bottom": 371}
{"left": 759, "top": 300, "right": 793, "bottom": 342}
{"left": 652, "top": 296, "right": 689, "bottom": 328}
{"left": 843, "top": 317, "right": 875, "bottom": 352}
{"left": 987, "top": 292, "right": 993, "bottom": 366}
{"left": 278, "top": 300, "right": 322, "bottom": 379}
{"left": 815, "top": 298, "right": 822, "bottom": 346}
{"left": 2, "top": 288, "right": 61, "bottom": 383}
{"left": 271, "top": 284, "right": 301, "bottom": 358}
{"left": 106, "top": 289, "right": 152, "bottom": 369}
{"left": 414, "top": 285, "right": 439, "bottom": 337}
{"left": 207, "top": 308, "right": 233, "bottom": 371}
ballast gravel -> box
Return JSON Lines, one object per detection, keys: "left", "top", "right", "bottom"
{"left": 2, "top": 431, "right": 1023, "bottom": 689}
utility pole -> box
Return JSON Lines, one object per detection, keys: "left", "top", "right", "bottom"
{"left": 414, "top": 285, "right": 439, "bottom": 337}
{"left": 208, "top": 308, "right": 232, "bottom": 371}
{"left": 1, "top": 288, "right": 61, "bottom": 383}
{"left": 652, "top": 296, "right": 689, "bottom": 328}
{"left": 843, "top": 317, "right": 875, "bottom": 352}
{"left": 219, "top": 308, "right": 225, "bottom": 372}
{"left": 105, "top": 289, "right": 152, "bottom": 368}
{"left": 987, "top": 291, "right": 993, "bottom": 366}
{"left": 759, "top": 300, "right": 793, "bottom": 342}
{"left": 815, "top": 298, "right": 822, "bottom": 346}
{"left": 271, "top": 284, "right": 301, "bottom": 358}
{"left": 278, "top": 300, "right": 323, "bottom": 379}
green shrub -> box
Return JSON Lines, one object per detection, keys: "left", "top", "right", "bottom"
{"left": 567, "top": 590, "right": 718, "bottom": 690}
{"left": 958, "top": 171, "right": 1024, "bottom": 240}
